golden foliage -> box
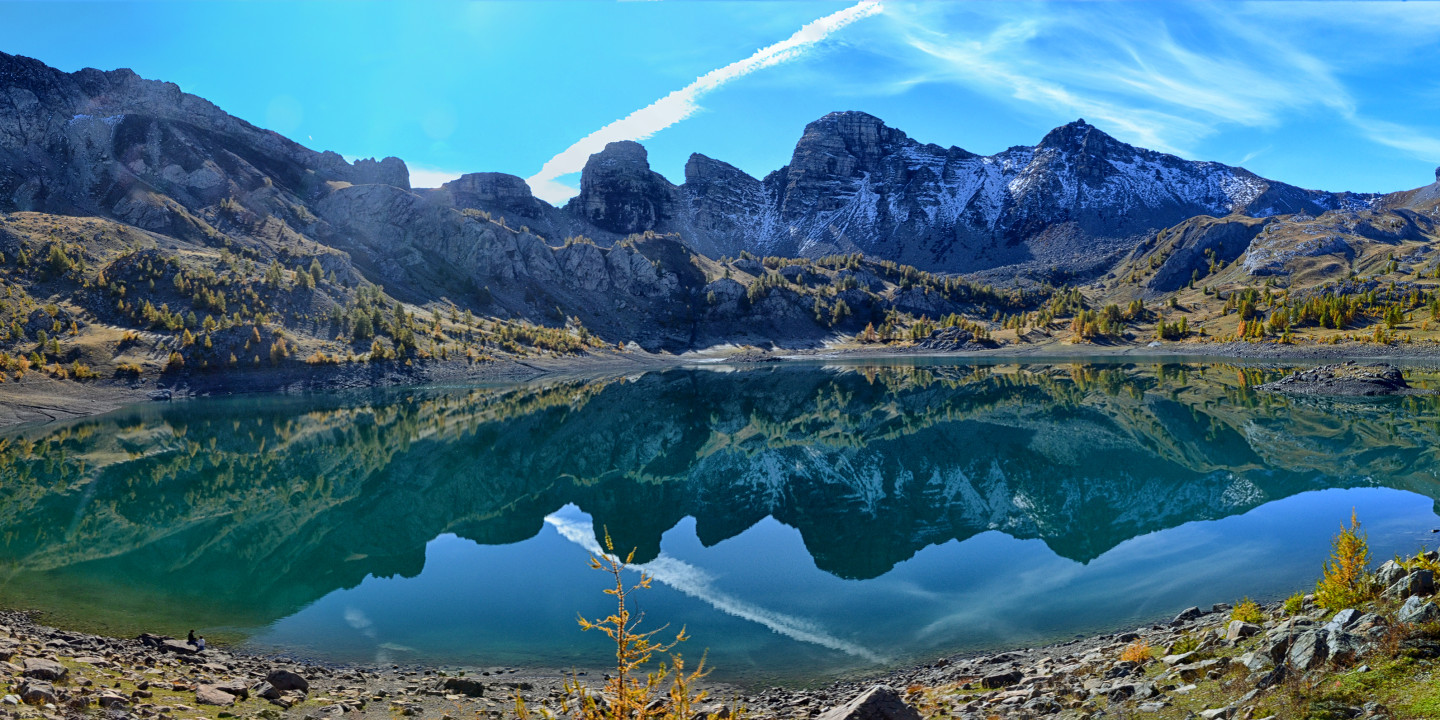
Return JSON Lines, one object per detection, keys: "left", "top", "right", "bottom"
{"left": 518, "top": 529, "right": 724, "bottom": 720}
{"left": 1119, "top": 639, "right": 1151, "bottom": 664}
{"left": 1315, "top": 510, "right": 1375, "bottom": 610}
{"left": 1231, "top": 597, "right": 1264, "bottom": 624}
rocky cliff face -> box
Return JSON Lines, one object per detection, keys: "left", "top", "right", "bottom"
{"left": 0, "top": 50, "right": 408, "bottom": 229}
{"left": 566, "top": 141, "right": 678, "bottom": 234}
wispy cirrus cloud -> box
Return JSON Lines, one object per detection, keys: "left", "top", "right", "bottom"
{"left": 887, "top": 3, "right": 1349, "bottom": 157}
{"left": 1349, "top": 117, "right": 1440, "bottom": 159}
{"left": 883, "top": 3, "right": 1438, "bottom": 169}
{"left": 526, "top": 0, "right": 883, "bottom": 204}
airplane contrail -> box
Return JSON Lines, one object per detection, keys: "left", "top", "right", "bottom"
{"left": 526, "top": 1, "right": 884, "bottom": 204}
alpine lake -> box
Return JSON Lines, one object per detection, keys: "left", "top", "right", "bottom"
{"left": 3, "top": 358, "right": 1440, "bottom": 687}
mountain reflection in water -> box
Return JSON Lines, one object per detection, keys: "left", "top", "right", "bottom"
{"left": 2, "top": 361, "right": 1439, "bottom": 682}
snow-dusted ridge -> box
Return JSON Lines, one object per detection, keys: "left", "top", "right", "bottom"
{"left": 665, "top": 113, "right": 1375, "bottom": 274}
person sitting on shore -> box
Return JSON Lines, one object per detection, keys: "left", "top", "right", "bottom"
{"left": 196, "top": 636, "right": 206, "bottom": 651}
{"left": 187, "top": 630, "right": 197, "bottom": 645}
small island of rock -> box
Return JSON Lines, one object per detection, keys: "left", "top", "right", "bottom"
{"left": 1257, "top": 362, "right": 1423, "bottom": 396}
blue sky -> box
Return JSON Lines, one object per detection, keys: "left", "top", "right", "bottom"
{"left": 3, "top": 1, "right": 1439, "bottom": 203}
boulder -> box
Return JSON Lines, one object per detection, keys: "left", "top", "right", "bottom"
{"left": 213, "top": 680, "right": 249, "bottom": 700}
{"left": 266, "top": 669, "right": 310, "bottom": 693}
{"left": 1226, "top": 621, "right": 1261, "bottom": 642}
{"left": 1376, "top": 561, "right": 1409, "bottom": 588}
{"left": 1398, "top": 596, "right": 1440, "bottom": 625}
{"left": 1107, "top": 684, "right": 1137, "bottom": 702}
{"left": 1237, "top": 651, "right": 1273, "bottom": 672}
{"left": 814, "top": 686, "right": 921, "bottom": 720}
{"left": 1384, "top": 569, "right": 1435, "bottom": 600}
{"left": 1173, "top": 657, "right": 1230, "bottom": 682}
{"left": 161, "top": 639, "right": 199, "bottom": 655}
{"left": 1172, "top": 607, "right": 1203, "bottom": 625}
{"left": 18, "top": 681, "right": 57, "bottom": 706}
{"left": 195, "top": 685, "right": 236, "bottom": 707}
{"left": 980, "top": 670, "right": 1023, "bottom": 689}
{"left": 440, "top": 677, "right": 485, "bottom": 698}
{"left": 1287, "top": 630, "right": 1328, "bottom": 670}
{"left": 1324, "top": 630, "right": 1368, "bottom": 665}
{"left": 21, "top": 657, "right": 68, "bottom": 682}
{"left": 1327, "top": 609, "right": 1362, "bottom": 630}
{"left": 254, "top": 682, "right": 280, "bottom": 700}
{"left": 97, "top": 693, "right": 129, "bottom": 708}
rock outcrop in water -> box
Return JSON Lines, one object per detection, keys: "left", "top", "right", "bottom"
{"left": 1257, "top": 362, "right": 1419, "bottom": 396}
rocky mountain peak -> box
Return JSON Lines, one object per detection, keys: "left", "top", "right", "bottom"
{"left": 791, "top": 111, "right": 910, "bottom": 173}
{"left": 440, "top": 172, "right": 538, "bottom": 216}
{"left": 318, "top": 152, "right": 410, "bottom": 189}
{"left": 1037, "top": 118, "right": 1127, "bottom": 158}
{"left": 684, "top": 154, "right": 758, "bottom": 192}
{"left": 568, "top": 140, "right": 677, "bottom": 234}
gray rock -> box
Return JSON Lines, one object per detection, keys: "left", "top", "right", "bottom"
{"left": 212, "top": 680, "right": 249, "bottom": 700}
{"left": 266, "top": 669, "right": 310, "bottom": 693}
{"left": 97, "top": 693, "right": 128, "bottom": 708}
{"left": 1398, "top": 596, "right": 1440, "bottom": 625}
{"left": 1173, "top": 607, "right": 1204, "bottom": 624}
{"left": 1324, "top": 630, "right": 1368, "bottom": 665}
{"left": 980, "top": 670, "right": 1023, "bottom": 689}
{"left": 1384, "top": 569, "right": 1434, "bottom": 600}
{"left": 160, "top": 639, "right": 197, "bottom": 654}
{"left": 18, "top": 681, "right": 56, "bottom": 706}
{"left": 813, "top": 686, "right": 921, "bottom": 720}
{"left": 1258, "top": 364, "right": 1415, "bottom": 397}
{"left": 196, "top": 685, "right": 237, "bottom": 706}
{"left": 1288, "top": 630, "right": 1329, "bottom": 670}
{"left": 1237, "top": 651, "right": 1273, "bottom": 672}
{"left": 1226, "top": 621, "right": 1261, "bottom": 642}
{"left": 440, "top": 677, "right": 485, "bottom": 698}
{"left": 21, "top": 657, "right": 68, "bottom": 682}
{"left": 1328, "top": 608, "right": 1362, "bottom": 630}
{"left": 1173, "top": 658, "right": 1229, "bottom": 682}
{"left": 1375, "top": 561, "right": 1409, "bottom": 588}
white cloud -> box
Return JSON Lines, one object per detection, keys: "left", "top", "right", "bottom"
{"left": 884, "top": 2, "right": 1440, "bottom": 170}
{"left": 408, "top": 165, "right": 465, "bottom": 189}
{"left": 526, "top": 0, "right": 884, "bottom": 204}
{"left": 883, "top": 3, "right": 1350, "bottom": 156}
{"left": 1349, "top": 117, "right": 1440, "bottom": 160}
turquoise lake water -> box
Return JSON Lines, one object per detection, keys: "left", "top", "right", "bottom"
{"left": 2, "top": 360, "right": 1439, "bottom": 685}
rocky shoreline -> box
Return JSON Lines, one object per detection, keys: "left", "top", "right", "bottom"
{"left": 7, "top": 546, "right": 1440, "bottom": 720}
{"left": 5, "top": 339, "right": 1440, "bottom": 430}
